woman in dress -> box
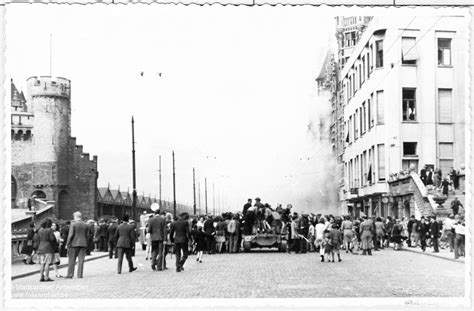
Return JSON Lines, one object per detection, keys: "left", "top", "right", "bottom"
{"left": 215, "top": 217, "right": 227, "bottom": 253}
{"left": 37, "top": 219, "right": 57, "bottom": 282}
{"left": 50, "top": 222, "right": 63, "bottom": 278}
{"left": 21, "top": 222, "right": 36, "bottom": 264}
{"left": 359, "top": 216, "right": 373, "bottom": 255}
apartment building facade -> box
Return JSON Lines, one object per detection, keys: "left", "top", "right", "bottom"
{"left": 341, "top": 15, "right": 467, "bottom": 217}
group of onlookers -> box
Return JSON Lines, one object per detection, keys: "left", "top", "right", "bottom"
{"left": 420, "top": 166, "right": 462, "bottom": 196}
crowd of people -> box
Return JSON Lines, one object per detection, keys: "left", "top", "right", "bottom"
{"left": 20, "top": 196, "right": 466, "bottom": 282}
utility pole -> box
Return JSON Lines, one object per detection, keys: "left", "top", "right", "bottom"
{"left": 158, "top": 155, "right": 162, "bottom": 209}
{"left": 197, "top": 181, "right": 201, "bottom": 215}
{"left": 131, "top": 116, "right": 137, "bottom": 221}
{"left": 204, "top": 178, "right": 208, "bottom": 215}
{"left": 172, "top": 151, "right": 176, "bottom": 217}
{"left": 192, "top": 167, "right": 196, "bottom": 215}
{"left": 212, "top": 183, "right": 215, "bottom": 216}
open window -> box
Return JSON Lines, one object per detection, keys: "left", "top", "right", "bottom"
{"left": 401, "top": 37, "right": 417, "bottom": 65}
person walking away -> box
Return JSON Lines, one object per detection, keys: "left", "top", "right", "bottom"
{"left": 418, "top": 217, "right": 429, "bottom": 252}
{"left": 410, "top": 218, "right": 420, "bottom": 248}
{"left": 107, "top": 220, "right": 118, "bottom": 259}
{"left": 51, "top": 223, "right": 63, "bottom": 278}
{"left": 203, "top": 215, "right": 215, "bottom": 254}
{"left": 359, "top": 216, "right": 373, "bottom": 255}
{"left": 322, "top": 230, "right": 332, "bottom": 262}
{"left": 215, "top": 217, "right": 226, "bottom": 253}
{"left": 374, "top": 217, "right": 385, "bottom": 250}
{"left": 227, "top": 216, "right": 238, "bottom": 253}
{"left": 86, "top": 220, "right": 95, "bottom": 256}
{"left": 391, "top": 219, "right": 403, "bottom": 251}
{"left": 407, "top": 215, "right": 415, "bottom": 247}
{"left": 194, "top": 225, "right": 206, "bottom": 263}
{"left": 66, "top": 212, "right": 90, "bottom": 279}
{"left": 37, "top": 219, "right": 57, "bottom": 282}
{"left": 329, "top": 223, "right": 343, "bottom": 262}
{"left": 148, "top": 210, "right": 167, "bottom": 271}
{"left": 289, "top": 215, "right": 301, "bottom": 254}
{"left": 451, "top": 198, "right": 463, "bottom": 216}
{"left": 115, "top": 215, "right": 137, "bottom": 274}
{"left": 453, "top": 216, "right": 465, "bottom": 259}
{"left": 341, "top": 216, "right": 354, "bottom": 253}
{"left": 315, "top": 218, "right": 326, "bottom": 261}
{"left": 170, "top": 213, "right": 191, "bottom": 272}
{"left": 21, "top": 222, "right": 36, "bottom": 264}
{"left": 98, "top": 221, "right": 108, "bottom": 252}
{"left": 429, "top": 216, "right": 440, "bottom": 253}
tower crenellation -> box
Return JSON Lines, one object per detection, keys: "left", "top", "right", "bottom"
{"left": 27, "top": 76, "right": 71, "bottom": 99}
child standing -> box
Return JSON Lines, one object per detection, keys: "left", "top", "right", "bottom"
{"left": 329, "top": 223, "right": 343, "bottom": 262}
{"left": 194, "top": 226, "right": 207, "bottom": 263}
{"left": 322, "top": 230, "right": 332, "bottom": 262}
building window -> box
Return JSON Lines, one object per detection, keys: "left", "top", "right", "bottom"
{"left": 439, "top": 142, "right": 454, "bottom": 174}
{"left": 438, "top": 88, "right": 452, "bottom": 123}
{"left": 376, "top": 90, "right": 384, "bottom": 125}
{"left": 402, "top": 159, "right": 419, "bottom": 172}
{"left": 369, "top": 43, "right": 374, "bottom": 74}
{"left": 361, "top": 101, "right": 366, "bottom": 134}
{"left": 375, "top": 40, "right": 384, "bottom": 68}
{"left": 401, "top": 37, "right": 418, "bottom": 65}
{"left": 402, "top": 88, "right": 416, "bottom": 121}
{"left": 377, "top": 144, "right": 385, "bottom": 181}
{"left": 354, "top": 110, "right": 358, "bottom": 140}
{"left": 369, "top": 93, "right": 374, "bottom": 128}
{"left": 403, "top": 142, "right": 417, "bottom": 156}
{"left": 438, "top": 38, "right": 451, "bottom": 66}
{"left": 348, "top": 116, "right": 352, "bottom": 143}
{"left": 362, "top": 56, "right": 366, "bottom": 84}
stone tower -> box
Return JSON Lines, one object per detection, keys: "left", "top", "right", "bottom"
{"left": 12, "top": 76, "right": 98, "bottom": 220}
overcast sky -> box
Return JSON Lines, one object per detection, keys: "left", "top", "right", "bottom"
{"left": 7, "top": 4, "right": 341, "bottom": 214}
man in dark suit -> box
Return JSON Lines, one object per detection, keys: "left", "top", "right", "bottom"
{"left": 107, "top": 220, "right": 118, "bottom": 259}
{"left": 429, "top": 216, "right": 440, "bottom": 253}
{"left": 66, "top": 212, "right": 90, "bottom": 279}
{"left": 147, "top": 210, "right": 167, "bottom": 271}
{"left": 170, "top": 213, "right": 191, "bottom": 272}
{"left": 98, "top": 221, "right": 108, "bottom": 252}
{"left": 114, "top": 215, "right": 137, "bottom": 274}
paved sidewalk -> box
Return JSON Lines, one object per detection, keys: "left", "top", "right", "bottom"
{"left": 401, "top": 246, "right": 465, "bottom": 263}
{"left": 12, "top": 251, "right": 109, "bottom": 280}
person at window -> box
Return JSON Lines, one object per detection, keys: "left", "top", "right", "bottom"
{"left": 408, "top": 107, "right": 416, "bottom": 121}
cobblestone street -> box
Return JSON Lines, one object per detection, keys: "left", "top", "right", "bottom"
{"left": 11, "top": 247, "right": 464, "bottom": 299}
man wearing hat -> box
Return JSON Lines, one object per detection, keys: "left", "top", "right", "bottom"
{"left": 147, "top": 209, "right": 167, "bottom": 271}
{"left": 114, "top": 215, "right": 137, "bottom": 274}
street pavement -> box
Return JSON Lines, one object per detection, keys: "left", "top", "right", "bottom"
{"left": 11, "top": 244, "right": 464, "bottom": 299}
